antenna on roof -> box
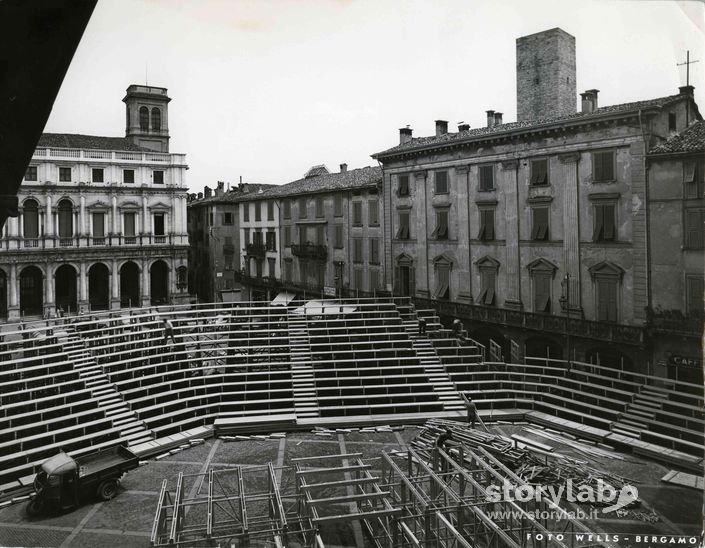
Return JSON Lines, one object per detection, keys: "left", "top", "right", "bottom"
{"left": 145, "top": 63, "right": 148, "bottom": 86}
{"left": 677, "top": 50, "right": 699, "bottom": 126}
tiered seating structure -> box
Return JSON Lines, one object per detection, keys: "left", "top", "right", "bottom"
{"left": 444, "top": 357, "right": 704, "bottom": 461}
{"left": 0, "top": 324, "right": 132, "bottom": 486}
{"left": 1, "top": 296, "right": 701, "bottom": 488}
{"left": 304, "top": 300, "right": 455, "bottom": 417}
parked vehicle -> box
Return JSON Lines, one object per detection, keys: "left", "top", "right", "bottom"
{"left": 26, "top": 445, "right": 138, "bottom": 516}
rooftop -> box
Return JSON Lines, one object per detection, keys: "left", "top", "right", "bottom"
{"left": 260, "top": 165, "right": 382, "bottom": 199}
{"left": 373, "top": 93, "right": 692, "bottom": 159}
{"left": 38, "top": 133, "right": 151, "bottom": 152}
{"left": 650, "top": 119, "right": 705, "bottom": 154}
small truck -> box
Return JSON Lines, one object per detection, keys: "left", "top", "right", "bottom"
{"left": 26, "top": 445, "right": 139, "bottom": 516}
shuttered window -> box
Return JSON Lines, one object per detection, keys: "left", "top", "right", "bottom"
{"left": 531, "top": 207, "right": 549, "bottom": 240}
{"left": 435, "top": 264, "right": 450, "bottom": 300}
{"left": 354, "top": 268, "right": 364, "bottom": 290}
{"left": 352, "top": 202, "right": 362, "bottom": 225}
{"left": 315, "top": 196, "right": 324, "bottom": 218}
{"left": 299, "top": 197, "right": 307, "bottom": 219}
{"left": 369, "top": 238, "right": 379, "bottom": 264}
{"left": 431, "top": 210, "right": 449, "bottom": 240}
{"left": 530, "top": 159, "right": 548, "bottom": 186}
{"left": 534, "top": 273, "right": 551, "bottom": 312}
{"left": 597, "top": 279, "right": 618, "bottom": 322}
{"left": 684, "top": 161, "right": 704, "bottom": 199}
{"left": 284, "top": 260, "right": 293, "bottom": 282}
{"left": 685, "top": 209, "right": 705, "bottom": 249}
{"left": 315, "top": 225, "right": 325, "bottom": 245}
{"left": 266, "top": 231, "right": 276, "bottom": 251}
{"left": 124, "top": 212, "right": 136, "bottom": 237}
{"left": 593, "top": 151, "right": 615, "bottom": 182}
{"left": 283, "top": 200, "right": 291, "bottom": 219}
{"left": 92, "top": 212, "right": 105, "bottom": 238}
{"left": 369, "top": 269, "right": 379, "bottom": 291}
{"left": 255, "top": 202, "right": 261, "bottom": 221}
{"left": 23, "top": 200, "right": 39, "bottom": 238}
{"left": 479, "top": 165, "right": 494, "bottom": 191}
{"left": 334, "top": 225, "right": 344, "bottom": 248}
{"left": 478, "top": 209, "right": 495, "bottom": 241}
{"left": 25, "top": 166, "right": 37, "bottom": 181}
{"left": 478, "top": 268, "right": 496, "bottom": 305}
{"left": 686, "top": 275, "right": 704, "bottom": 317}
{"left": 59, "top": 167, "right": 72, "bottom": 182}
{"left": 353, "top": 238, "right": 363, "bottom": 263}
{"left": 284, "top": 226, "right": 291, "bottom": 247}
{"left": 368, "top": 199, "right": 379, "bottom": 225}
{"left": 58, "top": 200, "right": 73, "bottom": 238}
{"left": 592, "top": 204, "right": 616, "bottom": 242}
{"left": 398, "top": 175, "right": 409, "bottom": 196}
{"left": 243, "top": 203, "right": 250, "bottom": 222}
{"left": 435, "top": 171, "right": 448, "bottom": 194}
{"left": 267, "top": 201, "right": 274, "bottom": 221}
{"left": 334, "top": 194, "right": 343, "bottom": 217}
{"left": 396, "top": 211, "right": 410, "bottom": 240}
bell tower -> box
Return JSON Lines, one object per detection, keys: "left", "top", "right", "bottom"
{"left": 123, "top": 84, "right": 171, "bottom": 152}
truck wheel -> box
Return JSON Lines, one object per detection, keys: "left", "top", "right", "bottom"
{"left": 26, "top": 498, "right": 44, "bottom": 517}
{"left": 97, "top": 479, "right": 119, "bottom": 501}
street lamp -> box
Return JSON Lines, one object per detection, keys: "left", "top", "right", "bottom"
{"left": 559, "top": 273, "right": 571, "bottom": 366}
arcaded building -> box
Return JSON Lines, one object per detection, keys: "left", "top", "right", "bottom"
{"left": 372, "top": 28, "right": 702, "bottom": 373}
{"left": 0, "top": 85, "right": 190, "bottom": 319}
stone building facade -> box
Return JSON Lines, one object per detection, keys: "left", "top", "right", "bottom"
{"left": 230, "top": 164, "right": 384, "bottom": 301}
{"left": 372, "top": 28, "right": 702, "bottom": 373}
{"left": 646, "top": 120, "right": 705, "bottom": 383}
{"left": 0, "top": 85, "right": 190, "bottom": 319}
{"left": 187, "top": 182, "right": 273, "bottom": 303}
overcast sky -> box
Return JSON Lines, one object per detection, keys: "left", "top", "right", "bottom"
{"left": 44, "top": 0, "right": 705, "bottom": 192}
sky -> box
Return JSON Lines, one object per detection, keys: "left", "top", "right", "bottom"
{"left": 44, "top": 0, "right": 705, "bottom": 192}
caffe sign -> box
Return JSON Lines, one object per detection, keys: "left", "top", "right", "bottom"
{"left": 668, "top": 355, "right": 702, "bottom": 368}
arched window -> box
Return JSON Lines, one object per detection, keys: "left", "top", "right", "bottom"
{"left": 23, "top": 199, "right": 39, "bottom": 239}
{"left": 58, "top": 199, "right": 73, "bottom": 238}
{"left": 151, "top": 108, "right": 161, "bottom": 131}
{"left": 139, "top": 106, "right": 149, "bottom": 131}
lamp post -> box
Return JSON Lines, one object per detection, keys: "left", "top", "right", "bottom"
{"left": 560, "top": 273, "right": 571, "bottom": 367}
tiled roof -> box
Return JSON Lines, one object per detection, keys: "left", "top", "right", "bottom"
{"left": 650, "top": 120, "right": 705, "bottom": 154}
{"left": 304, "top": 165, "right": 330, "bottom": 178}
{"left": 189, "top": 184, "right": 277, "bottom": 205}
{"left": 373, "top": 94, "right": 686, "bottom": 158}
{"left": 38, "top": 133, "right": 150, "bottom": 152}
{"left": 260, "top": 166, "right": 382, "bottom": 198}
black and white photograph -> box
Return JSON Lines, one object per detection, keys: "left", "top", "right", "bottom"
{"left": 0, "top": 1, "right": 703, "bottom": 547}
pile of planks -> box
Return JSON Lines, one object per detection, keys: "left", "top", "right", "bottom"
{"left": 411, "top": 419, "right": 639, "bottom": 507}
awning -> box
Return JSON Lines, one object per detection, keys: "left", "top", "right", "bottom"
{"left": 292, "top": 300, "right": 357, "bottom": 316}
{"left": 271, "top": 291, "right": 297, "bottom": 306}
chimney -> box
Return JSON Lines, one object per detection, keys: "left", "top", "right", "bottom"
{"left": 435, "top": 120, "right": 448, "bottom": 137}
{"left": 399, "top": 126, "right": 413, "bottom": 145}
{"left": 486, "top": 110, "right": 495, "bottom": 128}
{"left": 458, "top": 122, "right": 470, "bottom": 132}
{"left": 679, "top": 85, "right": 695, "bottom": 97}
{"left": 216, "top": 181, "right": 225, "bottom": 196}
{"left": 197, "top": 192, "right": 203, "bottom": 200}
{"left": 204, "top": 186, "right": 212, "bottom": 198}
{"left": 340, "top": 163, "right": 348, "bottom": 173}
{"left": 494, "top": 112, "right": 503, "bottom": 126}
{"left": 516, "top": 28, "right": 577, "bottom": 121}
{"left": 580, "top": 89, "right": 599, "bottom": 114}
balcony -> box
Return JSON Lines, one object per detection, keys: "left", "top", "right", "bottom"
{"left": 246, "top": 243, "right": 266, "bottom": 258}
{"left": 291, "top": 243, "right": 328, "bottom": 260}
{"left": 645, "top": 308, "right": 702, "bottom": 336}
{"left": 0, "top": 234, "right": 188, "bottom": 251}
{"left": 92, "top": 237, "right": 105, "bottom": 246}
{"left": 412, "top": 297, "right": 645, "bottom": 346}
{"left": 234, "top": 271, "right": 281, "bottom": 289}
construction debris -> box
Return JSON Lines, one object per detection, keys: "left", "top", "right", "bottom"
{"left": 412, "top": 419, "right": 640, "bottom": 508}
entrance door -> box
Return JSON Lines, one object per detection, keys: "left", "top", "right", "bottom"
{"left": 120, "top": 262, "right": 140, "bottom": 307}
{"left": 55, "top": 264, "right": 78, "bottom": 314}
{"left": 89, "top": 263, "right": 110, "bottom": 311}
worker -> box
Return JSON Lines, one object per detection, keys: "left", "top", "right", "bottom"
{"left": 460, "top": 392, "right": 477, "bottom": 429}
{"left": 435, "top": 427, "right": 453, "bottom": 450}
{"left": 452, "top": 318, "right": 463, "bottom": 338}
{"left": 162, "top": 317, "right": 177, "bottom": 345}
{"left": 418, "top": 316, "right": 426, "bottom": 336}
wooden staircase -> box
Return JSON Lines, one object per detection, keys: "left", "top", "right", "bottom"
{"left": 401, "top": 312, "right": 464, "bottom": 413}
{"left": 57, "top": 327, "right": 154, "bottom": 447}
{"left": 287, "top": 315, "right": 319, "bottom": 419}
{"left": 611, "top": 386, "right": 669, "bottom": 439}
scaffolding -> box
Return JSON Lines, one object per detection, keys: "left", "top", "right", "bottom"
{"left": 151, "top": 443, "right": 594, "bottom": 548}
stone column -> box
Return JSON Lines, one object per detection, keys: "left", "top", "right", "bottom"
{"left": 78, "top": 261, "right": 88, "bottom": 312}
{"left": 45, "top": 196, "right": 53, "bottom": 236}
{"left": 79, "top": 195, "right": 86, "bottom": 237}
{"left": 111, "top": 259, "right": 120, "bottom": 309}
{"left": 8, "top": 263, "right": 19, "bottom": 320}
{"left": 112, "top": 195, "right": 118, "bottom": 243}
{"left": 142, "top": 197, "right": 149, "bottom": 243}
{"left": 501, "top": 159, "right": 522, "bottom": 308}
{"left": 560, "top": 152, "right": 582, "bottom": 312}
{"left": 45, "top": 265, "right": 54, "bottom": 317}
{"left": 141, "top": 260, "right": 150, "bottom": 307}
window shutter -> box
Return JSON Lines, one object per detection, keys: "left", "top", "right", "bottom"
{"left": 684, "top": 161, "right": 696, "bottom": 184}
{"left": 486, "top": 210, "right": 495, "bottom": 240}
{"left": 485, "top": 287, "right": 495, "bottom": 305}
{"left": 603, "top": 205, "right": 615, "bottom": 240}
{"left": 687, "top": 276, "right": 704, "bottom": 316}
{"left": 686, "top": 210, "right": 704, "bottom": 248}
{"left": 592, "top": 205, "right": 604, "bottom": 241}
